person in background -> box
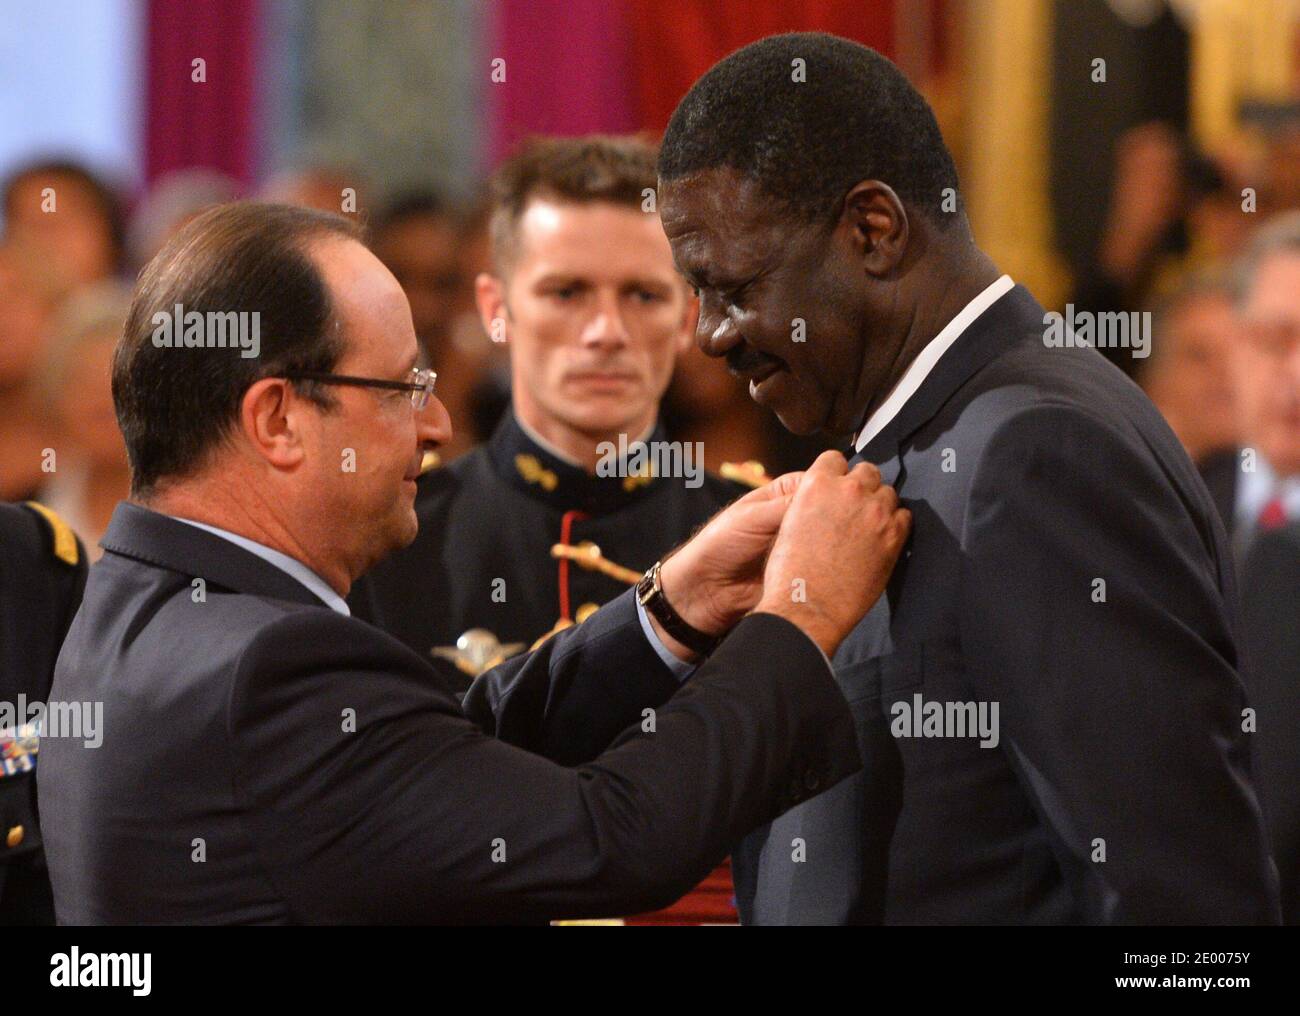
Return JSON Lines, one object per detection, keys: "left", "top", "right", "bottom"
{"left": 1239, "top": 520, "right": 1300, "bottom": 925}
{"left": 261, "top": 162, "right": 371, "bottom": 220}
{"left": 33, "top": 282, "right": 134, "bottom": 557}
{"left": 1139, "top": 271, "right": 1239, "bottom": 465}
{"left": 126, "top": 168, "right": 241, "bottom": 273}
{"left": 357, "top": 135, "right": 757, "bottom": 923}
{"left": 0, "top": 242, "right": 75, "bottom": 501}
{"left": 370, "top": 190, "right": 477, "bottom": 461}
{"left": 0, "top": 501, "right": 87, "bottom": 925}
{"left": 1199, "top": 211, "right": 1300, "bottom": 553}
{"left": 1, "top": 159, "right": 124, "bottom": 285}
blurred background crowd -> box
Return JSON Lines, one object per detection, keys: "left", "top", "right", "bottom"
{"left": 1, "top": 0, "right": 1298, "bottom": 575}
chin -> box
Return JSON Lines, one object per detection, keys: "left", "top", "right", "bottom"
{"left": 768, "top": 390, "right": 830, "bottom": 438}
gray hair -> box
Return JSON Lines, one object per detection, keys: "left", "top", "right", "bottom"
{"left": 1234, "top": 210, "right": 1300, "bottom": 306}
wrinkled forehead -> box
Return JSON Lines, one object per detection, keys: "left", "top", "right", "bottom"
{"left": 658, "top": 168, "right": 787, "bottom": 280}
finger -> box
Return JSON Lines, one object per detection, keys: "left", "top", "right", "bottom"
{"left": 807, "top": 449, "right": 848, "bottom": 477}
{"left": 891, "top": 507, "right": 912, "bottom": 540}
{"left": 740, "top": 469, "right": 803, "bottom": 504}
{"left": 848, "top": 460, "right": 882, "bottom": 490}
{"left": 738, "top": 495, "right": 795, "bottom": 534}
{"left": 871, "top": 482, "right": 898, "bottom": 511}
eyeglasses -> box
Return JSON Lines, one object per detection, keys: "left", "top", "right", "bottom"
{"left": 283, "top": 367, "right": 437, "bottom": 410}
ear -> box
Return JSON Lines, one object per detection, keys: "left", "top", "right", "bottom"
{"left": 840, "top": 180, "right": 909, "bottom": 279}
{"left": 239, "top": 377, "right": 307, "bottom": 471}
{"left": 475, "top": 272, "right": 509, "bottom": 345}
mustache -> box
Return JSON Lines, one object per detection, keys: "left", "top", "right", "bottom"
{"left": 725, "top": 343, "right": 785, "bottom": 376}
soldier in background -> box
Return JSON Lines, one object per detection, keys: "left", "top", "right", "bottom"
{"left": 0, "top": 502, "right": 86, "bottom": 924}
{"left": 356, "top": 135, "right": 758, "bottom": 924}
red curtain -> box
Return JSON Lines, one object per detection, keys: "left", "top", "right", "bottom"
{"left": 144, "top": 0, "right": 260, "bottom": 184}
{"left": 625, "top": 0, "right": 898, "bottom": 134}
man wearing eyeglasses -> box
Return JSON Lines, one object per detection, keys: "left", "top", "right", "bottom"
{"left": 37, "top": 200, "right": 911, "bottom": 924}
{"left": 1198, "top": 212, "right": 1300, "bottom": 923}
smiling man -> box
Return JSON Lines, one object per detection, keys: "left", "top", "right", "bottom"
{"left": 656, "top": 32, "right": 1279, "bottom": 924}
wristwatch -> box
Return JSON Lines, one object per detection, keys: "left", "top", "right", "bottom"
{"left": 637, "top": 559, "right": 721, "bottom": 657}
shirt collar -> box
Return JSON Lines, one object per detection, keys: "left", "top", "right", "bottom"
{"left": 1235, "top": 454, "right": 1300, "bottom": 529}
{"left": 171, "top": 517, "right": 351, "bottom": 616}
{"left": 855, "top": 274, "right": 1015, "bottom": 453}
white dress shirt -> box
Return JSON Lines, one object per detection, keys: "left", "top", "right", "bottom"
{"left": 855, "top": 274, "right": 1015, "bottom": 453}
{"left": 1235, "top": 455, "right": 1300, "bottom": 533}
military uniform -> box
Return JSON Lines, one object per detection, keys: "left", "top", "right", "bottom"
{"left": 358, "top": 412, "right": 756, "bottom": 689}
{"left": 356, "top": 412, "right": 762, "bottom": 925}
{"left": 0, "top": 502, "right": 87, "bottom": 924}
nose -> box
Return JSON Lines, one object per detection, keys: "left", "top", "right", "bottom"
{"left": 580, "top": 292, "right": 631, "bottom": 350}
{"left": 417, "top": 393, "right": 453, "bottom": 450}
{"left": 697, "top": 296, "right": 738, "bottom": 358}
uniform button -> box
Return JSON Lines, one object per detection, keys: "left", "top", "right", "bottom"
{"left": 804, "top": 770, "right": 822, "bottom": 791}
{"left": 6, "top": 825, "right": 23, "bottom": 848}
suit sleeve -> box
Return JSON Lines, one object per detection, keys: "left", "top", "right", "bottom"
{"left": 960, "top": 404, "right": 1279, "bottom": 924}
{"left": 227, "top": 606, "right": 858, "bottom": 923}
{"left": 462, "top": 588, "right": 683, "bottom": 764}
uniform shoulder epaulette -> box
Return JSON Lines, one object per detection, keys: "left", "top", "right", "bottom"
{"left": 720, "top": 460, "right": 772, "bottom": 489}
{"left": 22, "top": 501, "right": 80, "bottom": 567}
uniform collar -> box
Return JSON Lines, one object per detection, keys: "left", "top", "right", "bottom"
{"left": 487, "top": 411, "right": 668, "bottom": 514}
{"left": 852, "top": 281, "right": 1038, "bottom": 465}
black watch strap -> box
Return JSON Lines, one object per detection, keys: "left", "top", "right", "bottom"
{"left": 637, "top": 560, "right": 721, "bottom": 657}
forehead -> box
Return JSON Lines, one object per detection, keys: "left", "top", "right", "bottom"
{"left": 311, "top": 235, "right": 416, "bottom": 364}
{"left": 1245, "top": 250, "right": 1300, "bottom": 316}
{"left": 658, "top": 168, "right": 790, "bottom": 281}
{"left": 512, "top": 198, "right": 677, "bottom": 279}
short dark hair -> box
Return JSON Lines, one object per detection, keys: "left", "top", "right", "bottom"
{"left": 659, "top": 32, "right": 961, "bottom": 228}
{"left": 2, "top": 157, "right": 127, "bottom": 270}
{"left": 113, "top": 201, "right": 362, "bottom": 498}
{"left": 488, "top": 134, "right": 659, "bottom": 272}
{"left": 372, "top": 188, "right": 452, "bottom": 236}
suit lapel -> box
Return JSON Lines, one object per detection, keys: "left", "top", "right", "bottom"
{"left": 852, "top": 285, "right": 1044, "bottom": 469}
{"left": 100, "top": 502, "right": 330, "bottom": 610}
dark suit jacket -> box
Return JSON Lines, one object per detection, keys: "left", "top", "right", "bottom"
{"left": 734, "top": 284, "right": 1279, "bottom": 924}
{"left": 39, "top": 502, "right": 859, "bottom": 924}
{"left": 1199, "top": 448, "right": 1239, "bottom": 540}
{"left": 1240, "top": 522, "right": 1300, "bottom": 924}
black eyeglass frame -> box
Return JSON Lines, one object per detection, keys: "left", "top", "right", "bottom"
{"left": 282, "top": 368, "right": 437, "bottom": 410}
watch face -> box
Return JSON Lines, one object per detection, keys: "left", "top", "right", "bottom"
{"left": 636, "top": 570, "right": 656, "bottom": 605}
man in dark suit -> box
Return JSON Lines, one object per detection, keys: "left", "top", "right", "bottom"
{"left": 1240, "top": 522, "right": 1300, "bottom": 923}
{"left": 0, "top": 502, "right": 86, "bottom": 924}
{"left": 1198, "top": 213, "right": 1300, "bottom": 559}
{"left": 655, "top": 32, "right": 1279, "bottom": 923}
{"left": 38, "top": 200, "right": 910, "bottom": 923}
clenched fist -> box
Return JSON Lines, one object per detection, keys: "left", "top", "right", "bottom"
{"left": 754, "top": 450, "right": 910, "bottom": 657}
